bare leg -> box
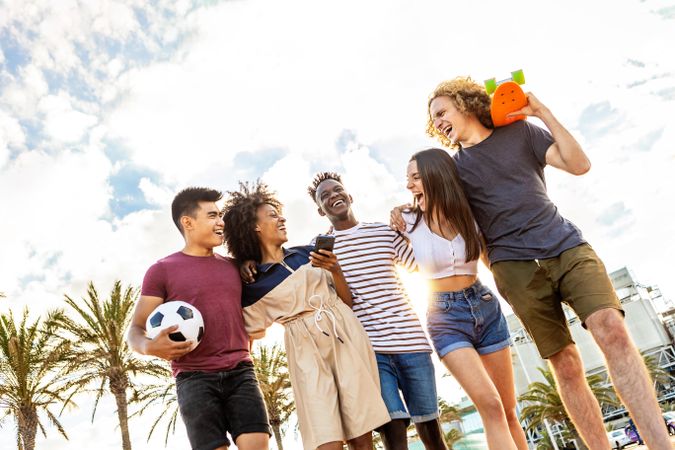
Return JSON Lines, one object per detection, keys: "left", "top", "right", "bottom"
{"left": 586, "top": 308, "right": 671, "bottom": 450}
{"left": 347, "top": 431, "right": 373, "bottom": 450}
{"left": 441, "top": 347, "right": 518, "bottom": 450}
{"left": 548, "top": 344, "right": 610, "bottom": 449}
{"left": 318, "top": 441, "right": 345, "bottom": 450}
{"left": 480, "top": 348, "right": 529, "bottom": 450}
{"left": 235, "top": 432, "right": 269, "bottom": 450}
{"left": 415, "top": 419, "right": 447, "bottom": 450}
{"left": 378, "top": 419, "right": 409, "bottom": 450}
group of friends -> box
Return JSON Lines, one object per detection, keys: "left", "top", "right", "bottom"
{"left": 127, "top": 77, "right": 672, "bottom": 450}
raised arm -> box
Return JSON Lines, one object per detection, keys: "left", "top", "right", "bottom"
{"left": 239, "top": 260, "right": 257, "bottom": 284}
{"left": 389, "top": 203, "right": 411, "bottom": 233}
{"left": 510, "top": 92, "right": 591, "bottom": 176}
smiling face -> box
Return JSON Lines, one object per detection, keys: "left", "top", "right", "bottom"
{"left": 255, "top": 203, "right": 288, "bottom": 246}
{"left": 406, "top": 159, "right": 426, "bottom": 212}
{"left": 314, "top": 179, "right": 353, "bottom": 222}
{"left": 183, "top": 201, "right": 224, "bottom": 249}
{"left": 429, "top": 95, "right": 470, "bottom": 146}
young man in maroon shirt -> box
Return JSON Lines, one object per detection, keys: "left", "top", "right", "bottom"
{"left": 128, "top": 187, "right": 270, "bottom": 450}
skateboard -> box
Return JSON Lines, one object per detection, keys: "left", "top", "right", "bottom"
{"left": 484, "top": 69, "right": 527, "bottom": 127}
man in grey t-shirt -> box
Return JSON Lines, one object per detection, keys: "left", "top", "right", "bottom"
{"left": 394, "top": 76, "right": 670, "bottom": 450}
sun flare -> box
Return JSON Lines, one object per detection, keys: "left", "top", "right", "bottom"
{"left": 397, "top": 268, "right": 430, "bottom": 320}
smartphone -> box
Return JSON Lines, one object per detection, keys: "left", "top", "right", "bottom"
{"left": 313, "top": 234, "right": 335, "bottom": 253}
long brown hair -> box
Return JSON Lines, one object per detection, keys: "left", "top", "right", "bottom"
{"left": 409, "top": 148, "right": 482, "bottom": 262}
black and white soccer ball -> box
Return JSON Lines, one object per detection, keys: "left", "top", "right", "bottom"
{"left": 146, "top": 301, "right": 204, "bottom": 350}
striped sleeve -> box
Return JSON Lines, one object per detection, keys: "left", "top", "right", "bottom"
{"left": 393, "top": 230, "right": 416, "bottom": 272}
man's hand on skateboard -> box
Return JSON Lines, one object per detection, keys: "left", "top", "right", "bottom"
{"left": 507, "top": 92, "right": 551, "bottom": 120}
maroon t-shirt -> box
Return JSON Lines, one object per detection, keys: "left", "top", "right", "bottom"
{"left": 141, "top": 251, "right": 251, "bottom": 376}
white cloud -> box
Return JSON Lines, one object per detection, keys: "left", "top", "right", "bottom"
{"left": 88, "top": 1, "right": 139, "bottom": 40}
{"left": 139, "top": 177, "right": 175, "bottom": 206}
{"left": 38, "top": 93, "right": 98, "bottom": 143}
{"left": 1, "top": 64, "right": 50, "bottom": 119}
{"left": 0, "top": 109, "right": 25, "bottom": 168}
{"left": 1, "top": 0, "right": 675, "bottom": 448}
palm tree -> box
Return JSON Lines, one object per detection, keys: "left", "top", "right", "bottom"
{"left": 129, "top": 373, "right": 177, "bottom": 447}
{"left": 518, "top": 367, "right": 619, "bottom": 450}
{"left": 438, "top": 398, "right": 462, "bottom": 423}
{"left": 437, "top": 398, "right": 462, "bottom": 449}
{"left": 0, "top": 308, "right": 80, "bottom": 450}
{"left": 252, "top": 343, "right": 295, "bottom": 450}
{"left": 47, "top": 281, "right": 169, "bottom": 450}
{"left": 442, "top": 429, "right": 462, "bottom": 449}
{"left": 642, "top": 351, "right": 671, "bottom": 387}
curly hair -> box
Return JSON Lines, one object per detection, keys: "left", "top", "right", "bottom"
{"left": 307, "top": 171, "right": 343, "bottom": 204}
{"left": 222, "top": 180, "right": 283, "bottom": 263}
{"left": 425, "top": 77, "right": 493, "bottom": 149}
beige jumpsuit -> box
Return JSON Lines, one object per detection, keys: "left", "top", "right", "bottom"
{"left": 243, "top": 259, "right": 390, "bottom": 450}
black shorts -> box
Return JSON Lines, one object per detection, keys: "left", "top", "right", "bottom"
{"left": 176, "top": 361, "right": 271, "bottom": 450}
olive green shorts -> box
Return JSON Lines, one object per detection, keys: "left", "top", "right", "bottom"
{"left": 491, "top": 243, "right": 623, "bottom": 359}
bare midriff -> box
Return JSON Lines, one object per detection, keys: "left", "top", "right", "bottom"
{"left": 429, "top": 274, "right": 478, "bottom": 293}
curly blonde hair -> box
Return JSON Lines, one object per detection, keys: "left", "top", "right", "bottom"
{"left": 425, "top": 77, "right": 493, "bottom": 149}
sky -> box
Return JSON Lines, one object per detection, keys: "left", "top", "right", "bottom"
{"left": 0, "top": 0, "right": 674, "bottom": 448}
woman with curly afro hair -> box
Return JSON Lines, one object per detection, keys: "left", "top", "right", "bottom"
{"left": 222, "top": 181, "right": 390, "bottom": 450}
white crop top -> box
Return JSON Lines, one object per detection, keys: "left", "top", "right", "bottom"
{"left": 402, "top": 212, "right": 478, "bottom": 279}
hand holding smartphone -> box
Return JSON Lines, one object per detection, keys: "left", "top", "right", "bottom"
{"left": 313, "top": 234, "right": 335, "bottom": 253}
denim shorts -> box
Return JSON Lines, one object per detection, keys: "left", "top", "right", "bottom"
{"left": 176, "top": 361, "right": 271, "bottom": 450}
{"left": 375, "top": 352, "right": 440, "bottom": 424}
{"left": 427, "top": 280, "right": 511, "bottom": 358}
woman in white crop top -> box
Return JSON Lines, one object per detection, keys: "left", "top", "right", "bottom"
{"left": 402, "top": 148, "right": 527, "bottom": 450}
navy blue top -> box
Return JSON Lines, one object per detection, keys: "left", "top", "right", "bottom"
{"left": 242, "top": 246, "right": 312, "bottom": 307}
{"left": 453, "top": 120, "right": 585, "bottom": 263}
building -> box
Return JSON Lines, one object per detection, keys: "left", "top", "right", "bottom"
{"left": 509, "top": 267, "right": 675, "bottom": 448}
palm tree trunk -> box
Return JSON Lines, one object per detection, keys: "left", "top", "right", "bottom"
{"left": 17, "top": 408, "right": 38, "bottom": 450}
{"left": 271, "top": 423, "right": 283, "bottom": 450}
{"left": 110, "top": 376, "right": 132, "bottom": 450}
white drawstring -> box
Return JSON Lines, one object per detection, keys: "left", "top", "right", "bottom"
{"left": 308, "top": 294, "right": 344, "bottom": 343}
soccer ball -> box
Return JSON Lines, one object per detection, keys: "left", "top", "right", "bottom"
{"left": 146, "top": 301, "right": 204, "bottom": 349}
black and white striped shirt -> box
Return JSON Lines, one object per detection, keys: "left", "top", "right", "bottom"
{"left": 331, "top": 222, "right": 432, "bottom": 353}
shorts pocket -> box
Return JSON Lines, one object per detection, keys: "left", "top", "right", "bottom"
{"left": 478, "top": 288, "right": 495, "bottom": 302}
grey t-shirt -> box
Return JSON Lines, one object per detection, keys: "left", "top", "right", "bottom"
{"left": 453, "top": 120, "right": 585, "bottom": 264}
